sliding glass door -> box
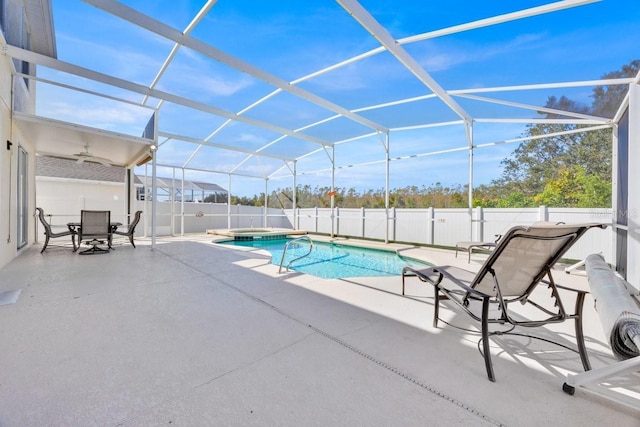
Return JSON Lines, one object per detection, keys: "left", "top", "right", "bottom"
{"left": 17, "top": 146, "right": 28, "bottom": 249}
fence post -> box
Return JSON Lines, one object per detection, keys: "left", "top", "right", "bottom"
{"left": 475, "top": 206, "right": 484, "bottom": 241}
{"left": 538, "top": 205, "right": 548, "bottom": 222}
{"left": 361, "top": 207, "right": 366, "bottom": 238}
{"left": 263, "top": 206, "right": 267, "bottom": 228}
{"left": 390, "top": 207, "right": 396, "bottom": 242}
{"left": 314, "top": 207, "right": 318, "bottom": 233}
{"left": 428, "top": 207, "right": 435, "bottom": 245}
{"left": 335, "top": 207, "right": 340, "bottom": 236}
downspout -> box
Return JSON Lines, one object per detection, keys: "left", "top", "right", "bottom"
{"left": 6, "top": 74, "right": 14, "bottom": 243}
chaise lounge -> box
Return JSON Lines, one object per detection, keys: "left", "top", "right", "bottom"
{"left": 454, "top": 234, "right": 501, "bottom": 263}
{"left": 402, "top": 222, "right": 606, "bottom": 382}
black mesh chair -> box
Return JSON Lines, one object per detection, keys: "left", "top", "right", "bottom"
{"left": 78, "top": 210, "right": 112, "bottom": 255}
{"left": 36, "top": 207, "right": 77, "bottom": 253}
{"left": 112, "top": 210, "right": 142, "bottom": 248}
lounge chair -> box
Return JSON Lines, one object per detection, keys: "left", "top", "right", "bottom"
{"left": 77, "top": 210, "right": 112, "bottom": 255}
{"left": 402, "top": 222, "right": 606, "bottom": 382}
{"left": 455, "top": 234, "right": 501, "bottom": 263}
{"left": 112, "top": 210, "right": 142, "bottom": 247}
{"left": 36, "top": 207, "right": 76, "bottom": 253}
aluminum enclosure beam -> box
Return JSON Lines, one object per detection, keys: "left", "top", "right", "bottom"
{"left": 337, "top": 0, "right": 472, "bottom": 124}
{"left": 83, "top": 0, "right": 389, "bottom": 135}
{"left": 4, "top": 45, "right": 331, "bottom": 148}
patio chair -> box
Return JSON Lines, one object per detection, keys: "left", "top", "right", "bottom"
{"left": 402, "top": 222, "right": 606, "bottom": 382}
{"left": 112, "top": 210, "right": 142, "bottom": 248}
{"left": 77, "top": 210, "right": 112, "bottom": 255}
{"left": 455, "top": 234, "right": 501, "bottom": 263}
{"left": 36, "top": 207, "right": 77, "bottom": 253}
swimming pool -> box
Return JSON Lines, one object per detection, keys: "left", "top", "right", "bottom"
{"left": 219, "top": 238, "right": 431, "bottom": 279}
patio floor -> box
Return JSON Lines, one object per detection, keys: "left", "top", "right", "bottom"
{"left": 0, "top": 234, "right": 638, "bottom": 425}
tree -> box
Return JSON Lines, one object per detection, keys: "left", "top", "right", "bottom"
{"left": 489, "top": 60, "right": 639, "bottom": 208}
{"left": 591, "top": 60, "right": 640, "bottom": 118}
{"left": 534, "top": 166, "right": 610, "bottom": 207}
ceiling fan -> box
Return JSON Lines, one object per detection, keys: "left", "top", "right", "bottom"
{"left": 72, "top": 144, "right": 112, "bottom": 167}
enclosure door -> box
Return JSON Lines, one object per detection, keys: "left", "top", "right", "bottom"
{"left": 16, "top": 146, "right": 28, "bottom": 249}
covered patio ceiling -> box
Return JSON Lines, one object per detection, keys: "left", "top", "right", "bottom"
{"left": 6, "top": 0, "right": 640, "bottom": 192}
{"left": 14, "top": 112, "right": 153, "bottom": 167}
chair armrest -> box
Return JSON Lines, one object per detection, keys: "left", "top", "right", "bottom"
{"left": 554, "top": 282, "right": 589, "bottom": 295}
{"left": 402, "top": 266, "right": 443, "bottom": 285}
{"left": 437, "top": 268, "right": 493, "bottom": 300}
{"left": 402, "top": 266, "right": 492, "bottom": 299}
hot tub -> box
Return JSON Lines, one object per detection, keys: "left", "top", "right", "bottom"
{"left": 207, "top": 227, "right": 307, "bottom": 241}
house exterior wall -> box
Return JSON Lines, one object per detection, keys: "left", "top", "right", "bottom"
{"left": 0, "top": 0, "right": 46, "bottom": 269}
{"left": 0, "top": 47, "right": 37, "bottom": 269}
{"left": 35, "top": 177, "right": 144, "bottom": 242}
{"left": 626, "top": 83, "right": 640, "bottom": 290}
{"left": 0, "top": 55, "right": 13, "bottom": 269}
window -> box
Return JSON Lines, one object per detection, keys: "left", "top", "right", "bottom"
{"left": 0, "top": 0, "right": 5, "bottom": 34}
{"left": 20, "top": 7, "right": 30, "bottom": 88}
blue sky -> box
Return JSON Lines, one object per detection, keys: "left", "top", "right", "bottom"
{"left": 40, "top": 0, "right": 640, "bottom": 196}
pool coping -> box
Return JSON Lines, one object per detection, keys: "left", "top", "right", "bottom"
{"left": 206, "top": 227, "right": 308, "bottom": 238}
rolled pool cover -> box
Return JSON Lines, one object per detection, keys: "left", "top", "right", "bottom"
{"left": 585, "top": 254, "right": 640, "bottom": 360}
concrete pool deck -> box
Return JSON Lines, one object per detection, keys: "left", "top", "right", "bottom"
{"left": 0, "top": 233, "right": 638, "bottom": 425}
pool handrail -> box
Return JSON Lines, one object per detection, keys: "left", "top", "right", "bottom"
{"left": 279, "top": 235, "right": 314, "bottom": 273}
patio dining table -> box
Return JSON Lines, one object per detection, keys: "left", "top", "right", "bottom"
{"left": 67, "top": 221, "right": 122, "bottom": 251}
{"left": 66, "top": 222, "right": 122, "bottom": 233}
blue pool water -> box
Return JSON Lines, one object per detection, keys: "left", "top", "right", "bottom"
{"left": 220, "top": 238, "right": 431, "bottom": 279}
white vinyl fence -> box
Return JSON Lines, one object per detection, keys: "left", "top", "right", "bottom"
{"left": 287, "top": 206, "right": 614, "bottom": 263}
{"left": 35, "top": 196, "right": 614, "bottom": 263}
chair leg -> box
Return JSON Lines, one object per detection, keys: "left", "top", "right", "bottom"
{"left": 433, "top": 285, "right": 440, "bottom": 328}
{"left": 574, "top": 291, "right": 591, "bottom": 371}
{"left": 129, "top": 234, "right": 136, "bottom": 248}
{"left": 71, "top": 235, "right": 77, "bottom": 252}
{"left": 41, "top": 235, "right": 50, "bottom": 253}
{"left": 79, "top": 241, "right": 110, "bottom": 255}
{"left": 481, "top": 297, "right": 496, "bottom": 382}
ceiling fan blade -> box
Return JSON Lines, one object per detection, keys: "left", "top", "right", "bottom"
{"left": 94, "top": 158, "right": 112, "bottom": 167}
{"left": 73, "top": 153, "right": 112, "bottom": 167}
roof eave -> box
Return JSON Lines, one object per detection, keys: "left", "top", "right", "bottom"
{"left": 25, "top": 0, "right": 57, "bottom": 58}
